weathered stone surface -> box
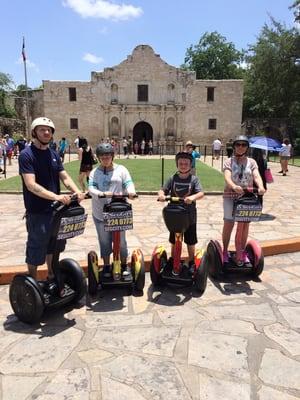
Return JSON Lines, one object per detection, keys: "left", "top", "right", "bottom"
{"left": 0, "top": 327, "right": 83, "bottom": 374}
{"left": 202, "top": 303, "right": 276, "bottom": 323}
{"left": 84, "top": 312, "right": 153, "bottom": 328}
{"left": 189, "top": 333, "right": 249, "bottom": 380}
{"left": 262, "top": 269, "right": 300, "bottom": 293}
{"left": 278, "top": 306, "right": 300, "bottom": 329}
{"left": 101, "top": 376, "right": 147, "bottom": 400}
{"left": 264, "top": 323, "right": 300, "bottom": 356}
{"left": 100, "top": 354, "right": 191, "bottom": 400}
{"left": 196, "top": 319, "right": 258, "bottom": 336}
{"left": 2, "top": 375, "right": 45, "bottom": 400}
{"left": 259, "top": 349, "right": 300, "bottom": 390}
{"left": 34, "top": 368, "right": 90, "bottom": 400}
{"left": 199, "top": 373, "right": 250, "bottom": 400}
{"left": 258, "top": 385, "right": 300, "bottom": 400}
{"left": 93, "top": 325, "right": 180, "bottom": 356}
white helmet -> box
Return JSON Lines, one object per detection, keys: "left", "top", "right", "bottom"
{"left": 31, "top": 117, "right": 55, "bottom": 134}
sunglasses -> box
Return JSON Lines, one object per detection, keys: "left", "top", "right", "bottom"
{"left": 235, "top": 142, "right": 247, "bottom": 147}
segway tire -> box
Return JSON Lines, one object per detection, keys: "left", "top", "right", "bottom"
{"left": 88, "top": 263, "right": 98, "bottom": 295}
{"left": 9, "top": 275, "right": 44, "bottom": 324}
{"left": 59, "top": 258, "right": 86, "bottom": 303}
{"left": 245, "top": 242, "right": 264, "bottom": 277}
{"left": 194, "top": 252, "right": 208, "bottom": 294}
{"left": 150, "top": 250, "right": 167, "bottom": 286}
{"left": 207, "top": 240, "right": 223, "bottom": 279}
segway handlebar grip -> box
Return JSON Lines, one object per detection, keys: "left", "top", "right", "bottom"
{"left": 98, "top": 193, "right": 138, "bottom": 199}
{"left": 52, "top": 194, "right": 78, "bottom": 210}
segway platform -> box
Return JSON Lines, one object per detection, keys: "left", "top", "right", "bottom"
{"left": 160, "top": 259, "right": 194, "bottom": 285}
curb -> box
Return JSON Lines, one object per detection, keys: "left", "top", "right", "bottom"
{"left": 1, "top": 237, "right": 300, "bottom": 285}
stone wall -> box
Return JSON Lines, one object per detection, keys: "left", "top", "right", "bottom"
{"left": 38, "top": 45, "right": 244, "bottom": 148}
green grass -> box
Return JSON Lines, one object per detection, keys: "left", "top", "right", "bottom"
{"left": 0, "top": 159, "right": 224, "bottom": 192}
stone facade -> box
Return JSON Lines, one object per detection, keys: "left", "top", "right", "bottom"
{"left": 41, "top": 45, "right": 243, "bottom": 148}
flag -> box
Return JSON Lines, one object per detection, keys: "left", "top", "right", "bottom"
{"left": 22, "top": 37, "right": 26, "bottom": 62}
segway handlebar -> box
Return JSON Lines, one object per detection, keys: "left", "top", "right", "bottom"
{"left": 52, "top": 194, "right": 79, "bottom": 210}
{"left": 98, "top": 193, "right": 138, "bottom": 199}
{"left": 157, "top": 196, "right": 185, "bottom": 202}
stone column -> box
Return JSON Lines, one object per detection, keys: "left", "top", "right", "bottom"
{"left": 121, "top": 105, "right": 126, "bottom": 137}
{"left": 104, "top": 106, "right": 109, "bottom": 138}
{"left": 160, "top": 105, "right": 166, "bottom": 141}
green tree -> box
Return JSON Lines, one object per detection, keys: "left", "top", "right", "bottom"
{"left": 243, "top": 19, "right": 300, "bottom": 128}
{"left": 0, "top": 72, "right": 16, "bottom": 118}
{"left": 182, "top": 31, "right": 245, "bottom": 79}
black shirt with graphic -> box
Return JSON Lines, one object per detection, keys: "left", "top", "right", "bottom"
{"left": 162, "top": 173, "right": 203, "bottom": 223}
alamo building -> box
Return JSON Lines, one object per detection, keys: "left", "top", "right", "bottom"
{"left": 38, "top": 44, "right": 243, "bottom": 149}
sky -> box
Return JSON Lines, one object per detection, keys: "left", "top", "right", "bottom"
{"left": 1, "top": 0, "right": 297, "bottom": 89}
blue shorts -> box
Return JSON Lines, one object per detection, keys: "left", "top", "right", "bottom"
{"left": 93, "top": 216, "right": 128, "bottom": 259}
{"left": 25, "top": 213, "right": 66, "bottom": 266}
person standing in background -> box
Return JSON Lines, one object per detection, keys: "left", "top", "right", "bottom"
{"left": 279, "top": 138, "right": 292, "bottom": 176}
{"left": 212, "top": 138, "right": 222, "bottom": 160}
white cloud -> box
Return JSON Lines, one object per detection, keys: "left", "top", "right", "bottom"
{"left": 63, "top": 0, "right": 143, "bottom": 21}
{"left": 83, "top": 52, "right": 104, "bottom": 64}
{"left": 16, "top": 57, "right": 40, "bottom": 72}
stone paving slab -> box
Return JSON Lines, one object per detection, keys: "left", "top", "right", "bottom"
{"left": 0, "top": 252, "right": 299, "bottom": 399}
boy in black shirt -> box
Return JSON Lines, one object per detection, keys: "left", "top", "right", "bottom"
{"left": 158, "top": 152, "right": 204, "bottom": 269}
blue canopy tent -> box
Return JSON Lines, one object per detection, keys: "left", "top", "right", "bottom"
{"left": 249, "top": 136, "right": 282, "bottom": 152}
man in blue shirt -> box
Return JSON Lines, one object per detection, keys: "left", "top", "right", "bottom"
{"left": 19, "top": 117, "right": 84, "bottom": 279}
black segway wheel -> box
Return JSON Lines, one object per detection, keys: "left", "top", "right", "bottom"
{"left": 207, "top": 240, "right": 223, "bottom": 279}
{"left": 59, "top": 258, "right": 86, "bottom": 303}
{"left": 150, "top": 247, "right": 167, "bottom": 286}
{"left": 131, "top": 250, "right": 145, "bottom": 292}
{"left": 87, "top": 251, "right": 99, "bottom": 295}
{"left": 245, "top": 241, "right": 264, "bottom": 277}
{"left": 194, "top": 250, "right": 208, "bottom": 294}
{"left": 9, "top": 275, "right": 44, "bottom": 324}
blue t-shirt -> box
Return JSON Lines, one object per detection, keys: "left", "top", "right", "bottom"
{"left": 19, "top": 144, "right": 64, "bottom": 213}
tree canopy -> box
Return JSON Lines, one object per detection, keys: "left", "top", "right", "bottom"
{"left": 182, "top": 31, "right": 245, "bottom": 79}
{"left": 0, "top": 72, "right": 16, "bottom": 118}
{"left": 243, "top": 19, "right": 300, "bottom": 126}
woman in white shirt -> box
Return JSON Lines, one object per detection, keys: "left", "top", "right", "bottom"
{"left": 279, "top": 138, "right": 292, "bottom": 176}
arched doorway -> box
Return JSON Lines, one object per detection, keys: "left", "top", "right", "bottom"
{"left": 133, "top": 121, "right": 153, "bottom": 154}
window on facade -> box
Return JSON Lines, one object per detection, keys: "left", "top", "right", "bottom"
{"left": 69, "top": 87, "right": 77, "bottom": 102}
{"left": 207, "top": 87, "right": 215, "bottom": 102}
{"left": 208, "top": 118, "right": 217, "bottom": 130}
{"left": 70, "top": 118, "right": 78, "bottom": 129}
{"left": 137, "top": 85, "right": 148, "bottom": 102}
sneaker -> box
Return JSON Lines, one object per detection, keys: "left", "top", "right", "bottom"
{"left": 223, "top": 250, "right": 230, "bottom": 263}
{"left": 102, "top": 264, "right": 112, "bottom": 278}
{"left": 283, "top": 173, "right": 287, "bottom": 176}
{"left": 121, "top": 264, "right": 132, "bottom": 280}
{"left": 45, "top": 279, "right": 58, "bottom": 295}
{"left": 278, "top": 170, "right": 283, "bottom": 173}
{"left": 242, "top": 252, "right": 252, "bottom": 268}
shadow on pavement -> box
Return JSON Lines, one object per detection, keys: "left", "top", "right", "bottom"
{"left": 208, "top": 273, "right": 261, "bottom": 296}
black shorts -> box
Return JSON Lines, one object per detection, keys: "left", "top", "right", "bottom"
{"left": 169, "top": 223, "right": 197, "bottom": 245}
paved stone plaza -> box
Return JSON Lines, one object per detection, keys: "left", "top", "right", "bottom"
{"left": 0, "top": 157, "right": 299, "bottom": 399}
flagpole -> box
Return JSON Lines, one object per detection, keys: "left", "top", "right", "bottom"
{"left": 22, "top": 36, "right": 31, "bottom": 140}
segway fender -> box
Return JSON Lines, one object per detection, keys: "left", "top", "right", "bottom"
{"left": 246, "top": 239, "right": 262, "bottom": 267}
{"left": 131, "top": 249, "right": 143, "bottom": 275}
{"left": 152, "top": 245, "right": 166, "bottom": 273}
{"left": 194, "top": 248, "right": 205, "bottom": 270}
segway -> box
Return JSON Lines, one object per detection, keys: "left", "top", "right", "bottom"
{"left": 9, "top": 196, "right": 87, "bottom": 324}
{"left": 150, "top": 196, "right": 208, "bottom": 294}
{"left": 88, "top": 194, "right": 145, "bottom": 295}
{"left": 207, "top": 191, "right": 264, "bottom": 279}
